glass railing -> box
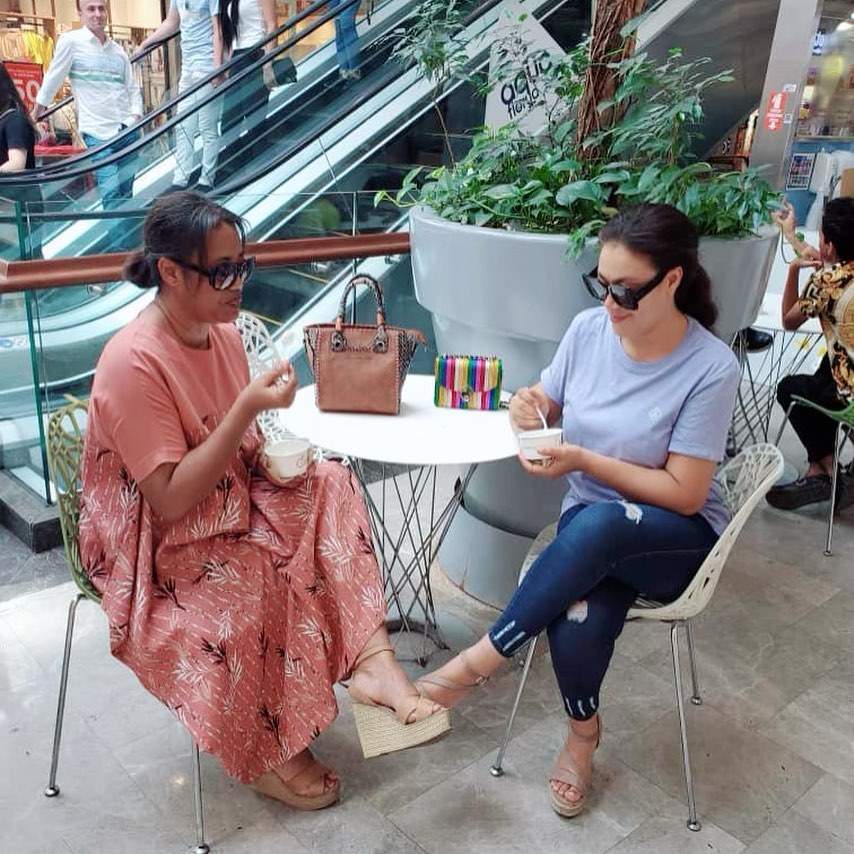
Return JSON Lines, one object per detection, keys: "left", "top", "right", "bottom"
{"left": 0, "top": 190, "right": 435, "bottom": 502}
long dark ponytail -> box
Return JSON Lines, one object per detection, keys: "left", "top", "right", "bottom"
{"left": 598, "top": 204, "right": 718, "bottom": 330}
{"left": 219, "top": 0, "right": 240, "bottom": 54}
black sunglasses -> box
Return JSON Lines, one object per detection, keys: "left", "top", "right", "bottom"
{"left": 581, "top": 265, "right": 667, "bottom": 310}
{"left": 170, "top": 256, "right": 256, "bottom": 291}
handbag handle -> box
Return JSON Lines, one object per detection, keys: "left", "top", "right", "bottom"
{"left": 332, "top": 274, "right": 388, "bottom": 353}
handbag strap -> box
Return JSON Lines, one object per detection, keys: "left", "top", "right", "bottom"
{"left": 335, "top": 274, "right": 387, "bottom": 328}
{"left": 333, "top": 274, "right": 388, "bottom": 353}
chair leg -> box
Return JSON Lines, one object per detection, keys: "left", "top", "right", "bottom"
{"left": 825, "top": 422, "right": 842, "bottom": 557}
{"left": 191, "top": 736, "right": 210, "bottom": 854}
{"left": 45, "top": 594, "right": 85, "bottom": 798}
{"left": 773, "top": 401, "right": 797, "bottom": 447}
{"left": 684, "top": 621, "right": 702, "bottom": 706}
{"left": 671, "top": 623, "right": 701, "bottom": 832}
{"left": 490, "top": 635, "right": 539, "bottom": 778}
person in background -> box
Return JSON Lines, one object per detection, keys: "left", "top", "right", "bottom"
{"left": 137, "top": 0, "right": 223, "bottom": 192}
{"left": 219, "top": 0, "right": 277, "bottom": 136}
{"left": 772, "top": 200, "right": 822, "bottom": 263}
{"left": 0, "top": 63, "right": 42, "bottom": 274}
{"left": 0, "top": 64, "right": 36, "bottom": 176}
{"left": 33, "top": 0, "right": 142, "bottom": 207}
{"left": 327, "top": 0, "right": 361, "bottom": 80}
{"left": 766, "top": 196, "right": 854, "bottom": 510}
{"left": 416, "top": 204, "right": 740, "bottom": 819}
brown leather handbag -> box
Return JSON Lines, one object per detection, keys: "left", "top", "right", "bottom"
{"left": 303, "top": 274, "right": 426, "bottom": 415}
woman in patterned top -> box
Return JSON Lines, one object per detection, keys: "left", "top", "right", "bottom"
{"left": 767, "top": 196, "right": 854, "bottom": 510}
{"left": 79, "top": 191, "right": 447, "bottom": 811}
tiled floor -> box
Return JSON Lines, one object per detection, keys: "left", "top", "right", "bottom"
{"left": 0, "top": 525, "right": 67, "bottom": 605}
{"left": 2, "top": 457, "right": 854, "bottom": 853}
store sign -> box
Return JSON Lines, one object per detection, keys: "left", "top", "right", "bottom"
{"left": 763, "top": 91, "right": 787, "bottom": 132}
{"left": 484, "top": 4, "right": 565, "bottom": 133}
{"left": 4, "top": 61, "right": 43, "bottom": 113}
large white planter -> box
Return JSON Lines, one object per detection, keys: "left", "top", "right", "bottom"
{"left": 410, "top": 206, "right": 777, "bottom": 608}
{"left": 700, "top": 228, "right": 779, "bottom": 344}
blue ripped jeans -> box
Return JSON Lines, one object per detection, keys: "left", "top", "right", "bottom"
{"left": 488, "top": 501, "right": 718, "bottom": 720}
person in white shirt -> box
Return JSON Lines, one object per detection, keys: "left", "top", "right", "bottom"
{"left": 219, "top": 0, "right": 277, "bottom": 136}
{"left": 137, "top": 0, "right": 223, "bottom": 192}
{"left": 34, "top": 0, "right": 142, "bottom": 207}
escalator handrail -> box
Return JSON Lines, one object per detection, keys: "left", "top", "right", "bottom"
{"left": 35, "top": 30, "right": 182, "bottom": 125}
{"left": 0, "top": 232, "right": 411, "bottom": 292}
{"left": 2, "top": 0, "right": 363, "bottom": 184}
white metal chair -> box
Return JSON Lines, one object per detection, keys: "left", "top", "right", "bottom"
{"left": 43, "top": 312, "right": 284, "bottom": 854}
{"left": 236, "top": 311, "right": 293, "bottom": 443}
{"left": 488, "top": 443, "right": 784, "bottom": 832}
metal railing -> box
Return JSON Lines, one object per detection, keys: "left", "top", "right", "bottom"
{"left": 0, "top": 232, "right": 411, "bottom": 292}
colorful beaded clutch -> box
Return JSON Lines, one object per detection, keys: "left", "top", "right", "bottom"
{"left": 434, "top": 354, "right": 503, "bottom": 410}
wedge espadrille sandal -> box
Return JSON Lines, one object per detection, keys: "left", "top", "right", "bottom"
{"left": 346, "top": 645, "right": 451, "bottom": 759}
{"left": 251, "top": 750, "right": 340, "bottom": 810}
{"left": 550, "top": 715, "right": 601, "bottom": 818}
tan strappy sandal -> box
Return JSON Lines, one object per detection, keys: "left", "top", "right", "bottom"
{"left": 251, "top": 749, "right": 340, "bottom": 810}
{"left": 346, "top": 645, "right": 452, "bottom": 759}
{"left": 415, "top": 649, "right": 490, "bottom": 706}
{"left": 550, "top": 715, "right": 601, "bottom": 818}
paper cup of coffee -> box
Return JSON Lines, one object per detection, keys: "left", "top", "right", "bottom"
{"left": 264, "top": 438, "right": 313, "bottom": 481}
{"left": 517, "top": 427, "right": 564, "bottom": 461}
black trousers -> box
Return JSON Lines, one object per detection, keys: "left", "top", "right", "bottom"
{"left": 777, "top": 356, "right": 843, "bottom": 462}
{"left": 221, "top": 47, "right": 269, "bottom": 136}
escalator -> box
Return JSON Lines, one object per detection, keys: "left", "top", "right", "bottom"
{"left": 0, "top": 0, "right": 781, "bottom": 438}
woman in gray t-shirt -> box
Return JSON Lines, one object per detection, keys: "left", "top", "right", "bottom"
{"left": 417, "top": 204, "right": 740, "bottom": 819}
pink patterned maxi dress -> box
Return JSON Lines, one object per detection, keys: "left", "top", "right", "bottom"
{"left": 78, "top": 316, "right": 385, "bottom": 782}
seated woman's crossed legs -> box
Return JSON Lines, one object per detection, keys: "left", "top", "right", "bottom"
{"left": 417, "top": 500, "right": 716, "bottom": 816}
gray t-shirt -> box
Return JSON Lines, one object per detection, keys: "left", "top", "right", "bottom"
{"left": 172, "top": 0, "right": 218, "bottom": 72}
{"left": 540, "top": 307, "right": 740, "bottom": 535}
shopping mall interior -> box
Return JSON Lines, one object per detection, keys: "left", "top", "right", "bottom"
{"left": 0, "top": 0, "right": 853, "bottom": 851}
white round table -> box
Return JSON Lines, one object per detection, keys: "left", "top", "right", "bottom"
{"left": 281, "top": 375, "right": 518, "bottom": 661}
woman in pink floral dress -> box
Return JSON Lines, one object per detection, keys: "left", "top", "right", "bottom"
{"left": 79, "top": 192, "right": 446, "bottom": 809}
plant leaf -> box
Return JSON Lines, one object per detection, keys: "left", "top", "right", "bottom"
{"left": 555, "top": 180, "right": 604, "bottom": 206}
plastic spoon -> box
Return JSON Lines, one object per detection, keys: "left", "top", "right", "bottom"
{"left": 536, "top": 406, "right": 549, "bottom": 430}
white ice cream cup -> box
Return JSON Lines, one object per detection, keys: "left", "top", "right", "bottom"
{"left": 517, "top": 427, "right": 564, "bottom": 461}
{"left": 264, "top": 438, "right": 313, "bottom": 480}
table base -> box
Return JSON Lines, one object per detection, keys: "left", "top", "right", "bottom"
{"left": 730, "top": 327, "right": 823, "bottom": 453}
{"left": 350, "top": 459, "right": 477, "bottom": 666}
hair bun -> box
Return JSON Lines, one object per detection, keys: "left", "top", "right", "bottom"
{"left": 123, "top": 252, "right": 157, "bottom": 289}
